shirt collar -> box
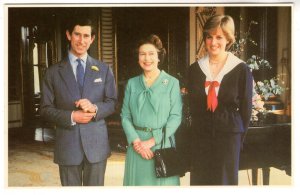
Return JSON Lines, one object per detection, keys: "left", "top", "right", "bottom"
{"left": 68, "top": 52, "right": 88, "bottom": 64}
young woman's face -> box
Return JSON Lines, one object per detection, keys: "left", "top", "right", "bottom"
{"left": 205, "top": 26, "right": 229, "bottom": 57}
{"left": 138, "top": 44, "right": 160, "bottom": 72}
{"left": 66, "top": 25, "right": 95, "bottom": 58}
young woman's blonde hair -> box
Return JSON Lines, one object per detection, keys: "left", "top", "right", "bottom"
{"left": 203, "top": 15, "right": 236, "bottom": 50}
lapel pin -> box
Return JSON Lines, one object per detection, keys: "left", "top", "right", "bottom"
{"left": 162, "top": 79, "right": 169, "bottom": 85}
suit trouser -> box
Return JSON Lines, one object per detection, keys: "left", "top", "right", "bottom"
{"left": 59, "top": 156, "right": 107, "bottom": 186}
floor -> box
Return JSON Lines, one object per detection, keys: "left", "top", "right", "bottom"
{"left": 6, "top": 127, "right": 292, "bottom": 187}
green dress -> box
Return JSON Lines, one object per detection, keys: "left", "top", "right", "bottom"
{"left": 121, "top": 70, "right": 183, "bottom": 186}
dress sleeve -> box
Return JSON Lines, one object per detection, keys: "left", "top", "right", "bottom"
{"left": 121, "top": 80, "right": 140, "bottom": 145}
{"left": 152, "top": 79, "right": 183, "bottom": 144}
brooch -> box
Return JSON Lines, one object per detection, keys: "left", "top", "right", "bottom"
{"left": 162, "top": 79, "right": 169, "bottom": 85}
{"left": 91, "top": 65, "right": 99, "bottom": 72}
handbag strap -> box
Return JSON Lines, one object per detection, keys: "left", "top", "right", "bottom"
{"left": 160, "top": 126, "right": 175, "bottom": 150}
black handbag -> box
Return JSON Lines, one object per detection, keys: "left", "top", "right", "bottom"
{"left": 154, "top": 127, "right": 181, "bottom": 178}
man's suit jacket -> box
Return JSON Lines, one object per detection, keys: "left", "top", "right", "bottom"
{"left": 40, "top": 55, "right": 117, "bottom": 165}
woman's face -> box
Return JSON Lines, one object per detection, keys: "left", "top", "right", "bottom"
{"left": 205, "top": 26, "right": 229, "bottom": 57}
{"left": 138, "top": 43, "right": 160, "bottom": 72}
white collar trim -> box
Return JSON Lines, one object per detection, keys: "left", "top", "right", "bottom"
{"left": 198, "top": 52, "right": 244, "bottom": 83}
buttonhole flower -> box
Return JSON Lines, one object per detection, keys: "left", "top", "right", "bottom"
{"left": 91, "top": 65, "right": 99, "bottom": 72}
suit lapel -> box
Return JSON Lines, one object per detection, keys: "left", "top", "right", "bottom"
{"left": 82, "top": 56, "right": 98, "bottom": 97}
{"left": 58, "top": 58, "right": 81, "bottom": 100}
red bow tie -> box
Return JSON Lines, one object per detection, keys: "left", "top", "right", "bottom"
{"left": 205, "top": 81, "right": 220, "bottom": 112}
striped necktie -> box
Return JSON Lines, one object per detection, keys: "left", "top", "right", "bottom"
{"left": 76, "top": 58, "right": 84, "bottom": 92}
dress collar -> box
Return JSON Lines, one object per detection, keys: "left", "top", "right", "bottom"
{"left": 197, "top": 52, "right": 244, "bottom": 82}
{"left": 140, "top": 70, "right": 166, "bottom": 89}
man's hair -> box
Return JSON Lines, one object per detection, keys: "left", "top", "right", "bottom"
{"left": 66, "top": 16, "right": 95, "bottom": 36}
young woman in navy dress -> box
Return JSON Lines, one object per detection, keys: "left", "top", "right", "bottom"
{"left": 187, "top": 15, "right": 253, "bottom": 185}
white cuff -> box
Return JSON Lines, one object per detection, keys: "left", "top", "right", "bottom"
{"left": 94, "top": 104, "right": 98, "bottom": 114}
{"left": 71, "top": 111, "right": 76, "bottom": 126}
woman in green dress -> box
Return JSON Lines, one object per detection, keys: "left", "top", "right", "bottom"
{"left": 121, "top": 34, "right": 183, "bottom": 186}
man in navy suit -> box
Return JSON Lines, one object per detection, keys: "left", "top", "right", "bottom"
{"left": 40, "top": 16, "right": 117, "bottom": 186}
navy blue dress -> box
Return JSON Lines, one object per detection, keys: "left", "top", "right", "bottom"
{"left": 187, "top": 53, "right": 253, "bottom": 185}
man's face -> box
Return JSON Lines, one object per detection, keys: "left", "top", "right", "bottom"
{"left": 66, "top": 25, "right": 95, "bottom": 58}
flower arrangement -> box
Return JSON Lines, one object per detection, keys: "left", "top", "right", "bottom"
{"left": 251, "top": 90, "right": 266, "bottom": 121}
{"left": 255, "top": 78, "right": 283, "bottom": 100}
{"left": 247, "top": 55, "right": 284, "bottom": 101}
{"left": 246, "top": 55, "right": 272, "bottom": 71}
{"left": 251, "top": 74, "right": 284, "bottom": 122}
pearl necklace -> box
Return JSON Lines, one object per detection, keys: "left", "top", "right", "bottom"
{"left": 209, "top": 61, "right": 220, "bottom": 72}
{"left": 209, "top": 60, "right": 220, "bottom": 66}
{"left": 209, "top": 53, "right": 228, "bottom": 76}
